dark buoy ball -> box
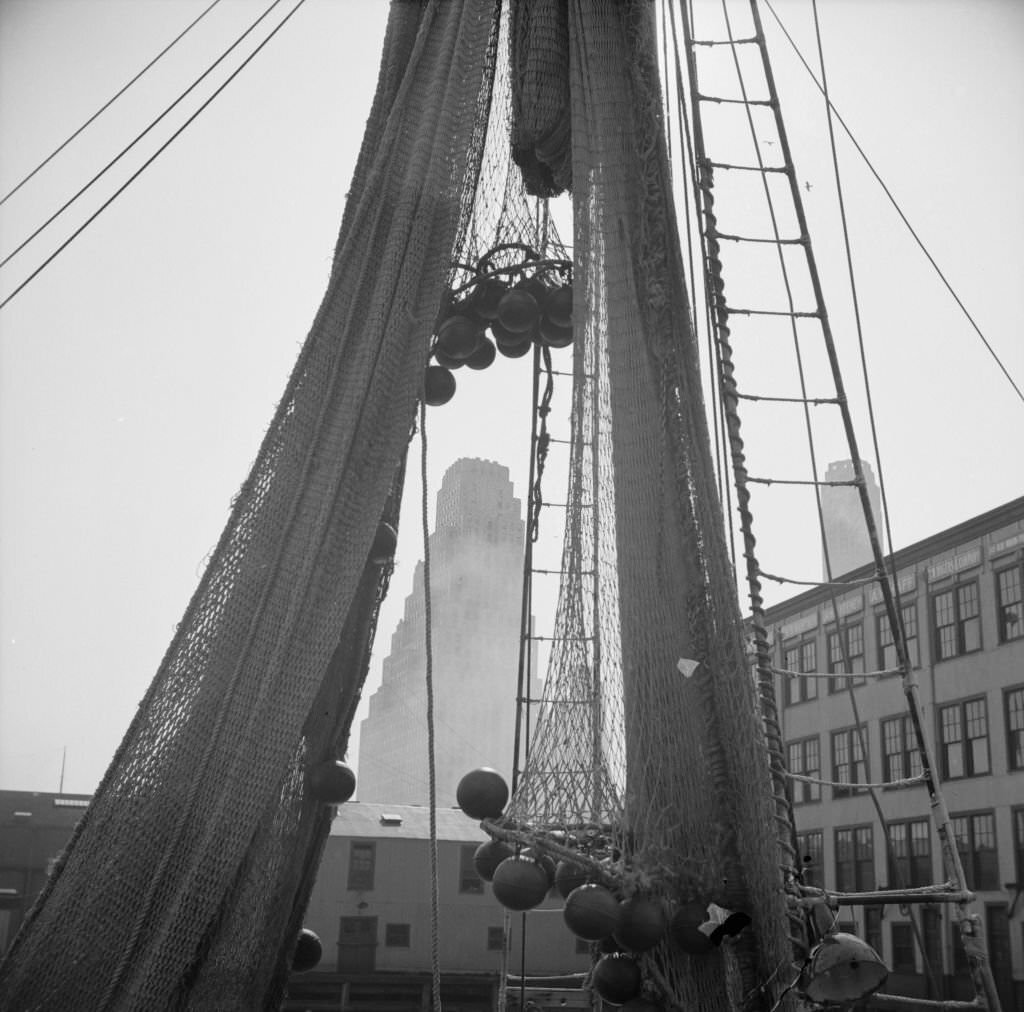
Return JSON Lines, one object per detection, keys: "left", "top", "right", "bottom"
{"left": 470, "top": 277, "right": 508, "bottom": 320}
{"left": 554, "top": 858, "right": 590, "bottom": 899}
{"left": 544, "top": 284, "right": 573, "bottom": 328}
{"left": 465, "top": 336, "right": 496, "bottom": 370}
{"left": 621, "top": 999, "right": 665, "bottom": 1012}
{"left": 539, "top": 316, "right": 573, "bottom": 348}
{"left": 564, "top": 883, "right": 621, "bottom": 941}
{"left": 491, "top": 856, "right": 550, "bottom": 911}
{"left": 436, "top": 314, "right": 482, "bottom": 360}
{"left": 307, "top": 760, "right": 356, "bottom": 804}
{"left": 456, "top": 767, "right": 509, "bottom": 819}
{"left": 495, "top": 336, "right": 532, "bottom": 359}
{"left": 424, "top": 365, "right": 456, "bottom": 406}
{"left": 473, "top": 839, "right": 513, "bottom": 882}
{"left": 521, "top": 848, "right": 556, "bottom": 888}
{"left": 613, "top": 896, "right": 667, "bottom": 952}
{"left": 292, "top": 928, "right": 323, "bottom": 972}
{"left": 591, "top": 954, "right": 643, "bottom": 1006}
{"left": 496, "top": 289, "right": 540, "bottom": 333}
{"left": 670, "top": 902, "right": 714, "bottom": 955}
{"left": 368, "top": 522, "right": 397, "bottom": 566}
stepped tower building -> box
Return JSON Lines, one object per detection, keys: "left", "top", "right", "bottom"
{"left": 357, "top": 458, "right": 530, "bottom": 806}
{"left": 821, "top": 458, "right": 883, "bottom": 579}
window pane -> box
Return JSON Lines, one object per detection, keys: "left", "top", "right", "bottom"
{"left": 1008, "top": 689, "right": 1024, "bottom": 770}
{"left": 348, "top": 842, "right": 375, "bottom": 891}
{"left": 997, "top": 568, "right": 1023, "bottom": 641}
{"left": 935, "top": 591, "right": 955, "bottom": 659}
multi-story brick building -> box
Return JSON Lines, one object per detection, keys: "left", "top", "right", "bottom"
{"left": 763, "top": 495, "right": 1024, "bottom": 1009}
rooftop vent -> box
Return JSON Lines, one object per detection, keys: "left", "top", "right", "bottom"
{"left": 379, "top": 813, "right": 403, "bottom": 826}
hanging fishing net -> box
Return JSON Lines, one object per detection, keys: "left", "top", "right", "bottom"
{"left": 497, "top": 2, "right": 797, "bottom": 1009}
{"left": 1, "top": 1, "right": 799, "bottom": 1010}
{"left": 0, "top": 4, "right": 505, "bottom": 1009}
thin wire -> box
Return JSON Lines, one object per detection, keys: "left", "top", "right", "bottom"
{"left": 0, "top": 0, "right": 224, "bottom": 208}
{"left": 763, "top": 0, "right": 1023, "bottom": 407}
{"left": 0, "top": 0, "right": 286, "bottom": 271}
{"left": 419, "top": 399, "right": 442, "bottom": 1012}
{"left": 0, "top": 0, "right": 307, "bottom": 312}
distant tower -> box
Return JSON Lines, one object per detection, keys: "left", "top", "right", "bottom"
{"left": 357, "top": 458, "right": 531, "bottom": 806}
{"left": 820, "top": 458, "right": 882, "bottom": 578}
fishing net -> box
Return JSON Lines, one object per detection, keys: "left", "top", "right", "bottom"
{"left": 0, "top": 4, "right": 503, "bottom": 1009}
{"left": 503, "top": 2, "right": 797, "bottom": 1008}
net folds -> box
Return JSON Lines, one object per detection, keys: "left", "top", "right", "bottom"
{"left": 0, "top": 3, "right": 499, "bottom": 1010}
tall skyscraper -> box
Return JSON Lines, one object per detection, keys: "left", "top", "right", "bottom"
{"left": 820, "top": 458, "right": 882, "bottom": 578}
{"left": 357, "top": 458, "right": 532, "bottom": 806}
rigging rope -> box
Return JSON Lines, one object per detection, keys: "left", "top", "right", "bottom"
{"left": 419, "top": 401, "right": 443, "bottom": 1012}
{"left": 762, "top": 0, "right": 1024, "bottom": 407}
{"left": 0, "top": 0, "right": 224, "bottom": 208}
{"left": 0, "top": 0, "right": 308, "bottom": 311}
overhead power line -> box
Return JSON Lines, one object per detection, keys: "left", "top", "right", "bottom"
{"left": 0, "top": 0, "right": 224, "bottom": 208}
{"left": 0, "top": 0, "right": 309, "bottom": 313}
{"left": 1, "top": 0, "right": 287, "bottom": 272}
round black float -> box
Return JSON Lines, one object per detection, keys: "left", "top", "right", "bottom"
{"left": 564, "top": 883, "right": 620, "bottom": 941}
{"left": 469, "top": 277, "right": 508, "bottom": 319}
{"left": 368, "top": 522, "right": 397, "bottom": 566}
{"left": 465, "top": 336, "right": 496, "bottom": 370}
{"left": 292, "top": 928, "right": 323, "bottom": 973}
{"left": 591, "top": 954, "right": 643, "bottom": 1006}
{"left": 543, "top": 284, "right": 573, "bottom": 328}
{"left": 491, "top": 855, "right": 550, "bottom": 911}
{"left": 436, "top": 314, "right": 482, "bottom": 361}
{"left": 424, "top": 365, "right": 456, "bottom": 406}
{"left": 473, "top": 839, "right": 514, "bottom": 882}
{"left": 554, "top": 858, "right": 590, "bottom": 899}
{"left": 456, "top": 767, "right": 509, "bottom": 819}
{"left": 306, "top": 760, "right": 356, "bottom": 804}
{"left": 496, "top": 289, "right": 540, "bottom": 333}
{"left": 613, "top": 896, "right": 667, "bottom": 952}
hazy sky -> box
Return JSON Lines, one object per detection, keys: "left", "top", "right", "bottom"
{"left": 1, "top": 0, "right": 1021, "bottom": 796}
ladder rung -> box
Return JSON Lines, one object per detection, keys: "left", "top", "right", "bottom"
{"left": 697, "top": 94, "right": 773, "bottom": 107}
{"left": 713, "top": 231, "right": 805, "bottom": 245}
{"left": 734, "top": 392, "right": 839, "bottom": 405}
{"left": 772, "top": 664, "right": 901, "bottom": 680}
{"left": 727, "top": 308, "right": 821, "bottom": 319}
{"left": 690, "top": 36, "right": 758, "bottom": 47}
{"left": 531, "top": 568, "right": 594, "bottom": 576}
{"left": 870, "top": 994, "right": 982, "bottom": 1010}
{"left": 546, "top": 437, "right": 591, "bottom": 446}
{"left": 708, "top": 160, "right": 788, "bottom": 173}
{"left": 757, "top": 569, "right": 876, "bottom": 589}
{"left": 525, "top": 635, "right": 595, "bottom": 642}
{"left": 746, "top": 476, "right": 858, "bottom": 487}
{"left": 541, "top": 502, "right": 592, "bottom": 508}
{"left": 796, "top": 885, "right": 971, "bottom": 906}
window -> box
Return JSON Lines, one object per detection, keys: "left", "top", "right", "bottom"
{"left": 831, "top": 726, "right": 869, "bottom": 798}
{"left": 864, "top": 906, "right": 883, "bottom": 956}
{"left": 385, "top": 923, "right": 410, "bottom": 947}
{"left": 876, "top": 603, "right": 919, "bottom": 671}
{"left": 882, "top": 715, "right": 923, "bottom": 784}
{"left": 939, "top": 697, "right": 990, "bottom": 779}
{"left": 951, "top": 812, "right": 998, "bottom": 890}
{"left": 889, "top": 819, "right": 932, "bottom": 888}
{"left": 827, "top": 623, "right": 865, "bottom": 693}
{"left": 1006, "top": 687, "right": 1024, "bottom": 771}
{"left": 996, "top": 565, "right": 1023, "bottom": 642}
{"left": 786, "top": 737, "right": 821, "bottom": 804}
{"left": 922, "top": 909, "right": 943, "bottom": 984}
{"left": 932, "top": 581, "right": 981, "bottom": 660}
{"left": 1014, "top": 808, "right": 1024, "bottom": 884}
{"left": 796, "top": 829, "right": 824, "bottom": 887}
{"left": 487, "top": 926, "right": 505, "bottom": 951}
{"left": 782, "top": 638, "right": 818, "bottom": 706}
{"left": 348, "top": 842, "right": 376, "bottom": 890}
{"left": 459, "top": 843, "right": 484, "bottom": 894}
{"left": 835, "top": 825, "right": 874, "bottom": 892}
{"left": 891, "top": 923, "right": 916, "bottom": 973}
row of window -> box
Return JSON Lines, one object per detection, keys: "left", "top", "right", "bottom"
{"left": 796, "top": 806, "right": 1024, "bottom": 894}
{"left": 371, "top": 923, "right": 589, "bottom": 955}
{"left": 345, "top": 842, "right": 488, "bottom": 894}
{"left": 786, "top": 687, "right": 1024, "bottom": 803}
{"left": 779, "top": 561, "right": 1024, "bottom": 707}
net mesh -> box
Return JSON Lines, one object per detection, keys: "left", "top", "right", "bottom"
{"left": 505, "top": 2, "right": 795, "bottom": 1008}
{"left": 0, "top": 4, "right": 502, "bottom": 1010}
{"left": 1, "top": 1, "right": 799, "bottom": 1009}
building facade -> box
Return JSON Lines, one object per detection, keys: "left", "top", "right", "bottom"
{"left": 0, "top": 790, "right": 91, "bottom": 954}
{"left": 763, "top": 495, "right": 1024, "bottom": 1009}
{"left": 290, "top": 802, "right": 591, "bottom": 1010}
{"left": 358, "top": 458, "right": 533, "bottom": 807}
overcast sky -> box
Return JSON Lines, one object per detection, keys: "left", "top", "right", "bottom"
{"left": 1, "top": 0, "right": 1021, "bottom": 796}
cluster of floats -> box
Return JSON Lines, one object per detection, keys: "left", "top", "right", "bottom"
{"left": 423, "top": 243, "right": 574, "bottom": 407}
{"left": 454, "top": 767, "right": 752, "bottom": 1010}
